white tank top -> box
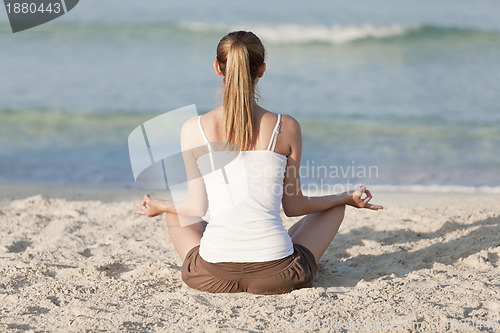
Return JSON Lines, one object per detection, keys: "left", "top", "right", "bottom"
{"left": 196, "top": 114, "right": 294, "bottom": 263}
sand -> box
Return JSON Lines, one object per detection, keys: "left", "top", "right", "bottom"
{"left": 1, "top": 183, "right": 499, "bottom": 332}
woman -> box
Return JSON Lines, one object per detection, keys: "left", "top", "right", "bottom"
{"left": 133, "top": 31, "right": 383, "bottom": 294}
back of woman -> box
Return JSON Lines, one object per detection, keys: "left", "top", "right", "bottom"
{"left": 197, "top": 111, "right": 293, "bottom": 262}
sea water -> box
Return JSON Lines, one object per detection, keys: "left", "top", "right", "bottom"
{"left": 0, "top": 0, "right": 499, "bottom": 190}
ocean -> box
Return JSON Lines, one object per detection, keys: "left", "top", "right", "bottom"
{"left": 1, "top": 0, "right": 499, "bottom": 191}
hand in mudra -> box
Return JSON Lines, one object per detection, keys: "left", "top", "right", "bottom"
{"left": 346, "top": 186, "right": 383, "bottom": 211}
{"left": 132, "top": 195, "right": 167, "bottom": 217}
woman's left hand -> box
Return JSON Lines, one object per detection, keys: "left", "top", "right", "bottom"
{"left": 346, "top": 186, "right": 383, "bottom": 211}
{"left": 132, "top": 194, "right": 167, "bottom": 217}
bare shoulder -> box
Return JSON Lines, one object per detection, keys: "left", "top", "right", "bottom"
{"left": 259, "top": 109, "right": 300, "bottom": 131}
{"left": 181, "top": 115, "right": 201, "bottom": 149}
{"left": 273, "top": 113, "right": 301, "bottom": 156}
{"left": 280, "top": 114, "right": 301, "bottom": 135}
{"left": 181, "top": 107, "right": 222, "bottom": 147}
{"left": 181, "top": 115, "right": 199, "bottom": 133}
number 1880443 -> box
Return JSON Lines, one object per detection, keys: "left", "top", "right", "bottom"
{"left": 6, "top": 2, "right": 62, "bottom": 14}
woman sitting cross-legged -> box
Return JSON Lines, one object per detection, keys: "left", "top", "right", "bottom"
{"left": 134, "top": 30, "right": 383, "bottom": 295}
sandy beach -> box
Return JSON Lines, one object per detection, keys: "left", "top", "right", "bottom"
{"left": 2, "top": 0, "right": 499, "bottom": 331}
{"left": 0, "top": 183, "right": 498, "bottom": 332}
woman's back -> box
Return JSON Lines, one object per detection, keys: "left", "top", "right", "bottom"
{"left": 196, "top": 108, "right": 295, "bottom": 262}
{"left": 195, "top": 106, "right": 291, "bottom": 156}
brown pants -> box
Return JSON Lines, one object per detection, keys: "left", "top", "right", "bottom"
{"left": 181, "top": 244, "right": 318, "bottom": 295}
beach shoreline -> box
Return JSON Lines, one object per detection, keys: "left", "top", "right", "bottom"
{"left": 3, "top": 179, "right": 500, "bottom": 202}
{"left": 1, "top": 183, "right": 499, "bottom": 331}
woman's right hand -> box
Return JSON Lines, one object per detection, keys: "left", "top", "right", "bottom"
{"left": 132, "top": 194, "right": 168, "bottom": 217}
{"left": 345, "top": 186, "right": 383, "bottom": 211}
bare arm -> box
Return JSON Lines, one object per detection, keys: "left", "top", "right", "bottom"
{"left": 281, "top": 115, "right": 382, "bottom": 217}
{"left": 133, "top": 117, "right": 208, "bottom": 218}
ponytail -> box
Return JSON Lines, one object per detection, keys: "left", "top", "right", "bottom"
{"left": 223, "top": 40, "right": 254, "bottom": 150}
{"left": 216, "top": 31, "right": 265, "bottom": 151}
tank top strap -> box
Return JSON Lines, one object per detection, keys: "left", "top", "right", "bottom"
{"left": 266, "top": 114, "right": 282, "bottom": 152}
{"left": 197, "top": 115, "right": 213, "bottom": 152}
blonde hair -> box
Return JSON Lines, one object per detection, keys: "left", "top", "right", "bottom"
{"left": 216, "top": 31, "right": 265, "bottom": 150}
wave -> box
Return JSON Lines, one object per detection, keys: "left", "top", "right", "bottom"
{"left": 0, "top": 109, "right": 153, "bottom": 151}
{"left": 3, "top": 21, "right": 499, "bottom": 45}
{"left": 181, "top": 22, "right": 415, "bottom": 44}
{"left": 179, "top": 22, "right": 500, "bottom": 44}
